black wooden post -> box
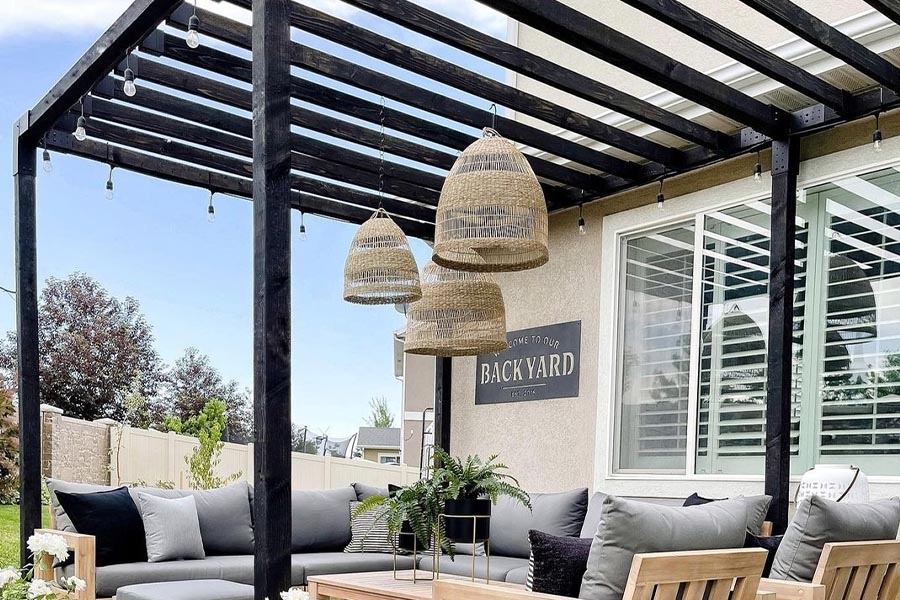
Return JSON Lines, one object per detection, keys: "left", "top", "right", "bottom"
{"left": 765, "top": 137, "right": 800, "bottom": 534}
{"left": 13, "top": 115, "right": 41, "bottom": 563}
{"left": 433, "top": 357, "right": 452, "bottom": 452}
{"left": 251, "top": 0, "right": 292, "bottom": 598}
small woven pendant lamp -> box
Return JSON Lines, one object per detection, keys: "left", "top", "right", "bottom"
{"left": 343, "top": 208, "right": 422, "bottom": 305}
{"left": 433, "top": 127, "right": 549, "bottom": 272}
{"left": 405, "top": 258, "right": 508, "bottom": 356}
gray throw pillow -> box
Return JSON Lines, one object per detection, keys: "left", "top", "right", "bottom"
{"left": 491, "top": 488, "right": 588, "bottom": 559}
{"left": 352, "top": 482, "right": 388, "bottom": 501}
{"left": 769, "top": 496, "right": 900, "bottom": 582}
{"left": 138, "top": 493, "right": 205, "bottom": 562}
{"left": 132, "top": 482, "right": 255, "bottom": 555}
{"left": 578, "top": 495, "right": 749, "bottom": 600}
{"left": 291, "top": 487, "right": 356, "bottom": 552}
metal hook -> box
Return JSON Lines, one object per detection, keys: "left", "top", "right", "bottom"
{"left": 488, "top": 102, "right": 497, "bottom": 130}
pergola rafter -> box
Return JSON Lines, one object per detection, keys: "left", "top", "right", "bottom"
{"left": 15, "top": 4, "right": 900, "bottom": 600}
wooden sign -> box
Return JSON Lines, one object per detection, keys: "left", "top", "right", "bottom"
{"left": 475, "top": 321, "right": 581, "bottom": 404}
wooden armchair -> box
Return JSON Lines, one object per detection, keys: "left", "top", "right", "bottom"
{"left": 759, "top": 540, "right": 900, "bottom": 600}
{"left": 434, "top": 548, "right": 771, "bottom": 600}
{"left": 33, "top": 528, "right": 96, "bottom": 600}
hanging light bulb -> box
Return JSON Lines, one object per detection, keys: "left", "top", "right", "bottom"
{"left": 873, "top": 112, "right": 883, "bottom": 153}
{"left": 577, "top": 204, "right": 586, "bottom": 236}
{"left": 207, "top": 192, "right": 216, "bottom": 223}
{"left": 656, "top": 177, "right": 666, "bottom": 211}
{"left": 299, "top": 212, "right": 308, "bottom": 241}
{"left": 753, "top": 150, "right": 762, "bottom": 184}
{"left": 41, "top": 144, "right": 53, "bottom": 174}
{"left": 105, "top": 165, "right": 115, "bottom": 200}
{"left": 186, "top": 14, "right": 201, "bottom": 49}
{"left": 74, "top": 97, "right": 87, "bottom": 141}
{"left": 123, "top": 68, "right": 137, "bottom": 98}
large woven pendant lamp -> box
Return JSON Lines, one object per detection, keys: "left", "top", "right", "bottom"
{"left": 343, "top": 208, "right": 422, "bottom": 305}
{"left": 405, "top": 258, "right": 508, "bottom": 356}
{"left": 433, "top": 128, "right": 549, "bottom": 272}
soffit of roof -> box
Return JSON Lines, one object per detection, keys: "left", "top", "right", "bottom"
{"left": 520, "top": 9, "right": 900, "bottom": 167}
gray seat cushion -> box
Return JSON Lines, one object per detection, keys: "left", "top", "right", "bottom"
{"left": 491, "top": 488, "right": 588, "bottom": 559}
{"left": 418, "top": 555, "right": 528, "bottom": 582}
{"left": 579, "top": 495, "right": 750, "bottom": 600}
{"left": 117, "top": 579, "right": 253, "bottom": 600}
{"left": 292, "top": 488, "right": 356, "bottom": 552}
{"left": 294, "top": 552, "right": 416, "bottom": 584}
{"left": 769, "top": 496, "right": 900, "bottom": 582}
{"left": 505, "top": 566, "right": 529, "bottom": 585}
{"left": 65, "top": 559, "right": 223, "bottom": 598}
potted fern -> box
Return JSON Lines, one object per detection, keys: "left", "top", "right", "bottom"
{"left": 431, "top": 448, "right": 530, "bottom": 544}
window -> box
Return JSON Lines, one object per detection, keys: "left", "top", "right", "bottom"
{"left": 613, "top": 165, "right": 900, "bottom": 477}
{"left": 379, "top": 454, "right": 401, "bottom": 465}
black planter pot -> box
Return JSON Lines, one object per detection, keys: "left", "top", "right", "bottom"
{"left": 444, "top": 497, "right": 491, "bottom": 543}
{"left": 397, "top": 520, "right": 424, "bottom": 552}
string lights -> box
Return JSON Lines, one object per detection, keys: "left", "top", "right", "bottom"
{"left": 105, "top": 165, "right": 115, "bottom": 200}
{"left": 753, "top": 150, "right": 762, "bottom": 184}
{"left": 123, "top": 52, "right": 137, "bottom": 98}
{"left": 873, "top": 112, "right": 883, "bottom": 153}
{"left": 656, "top": 176, "right": 666, "bottom": 211}
{"left": 207, "top": 191, "right": 216, "bottom": 223}
{"left": 577, "top": 203, "right": 586, "bottom": 236}
{"left": 186, "top": 0, "right": 201, "bottom": 49}
{"left": 299, "top": 212, "right": 308, "bottom": 240}
{"left": 73, "top": 98, "right": 87, "bottom": 141}
{"left": 41, "top": 138, "right": 52, "bottom": 173}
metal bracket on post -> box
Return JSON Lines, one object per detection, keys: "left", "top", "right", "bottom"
{"left": 12, "top": 112, "right": 31, "bottom": 175}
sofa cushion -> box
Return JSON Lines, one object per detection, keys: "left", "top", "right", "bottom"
{"left": 291, "top": 488, "right": 356, "bottom": 552}
{"left": 136, "top": 483, "right": 255, "bottom": 555}
{"left": 769, "top": 496, "right": 900, "bottom": 582}
{"left": 418, "top": 555, "right": 528, "bottom": 581}
{"left": 352, "top": 482, "right": 388, "bottom": 501}
{"left": 678, "top": 493, "right": 773, "bottom": 535}
{"left": 505, "top": 566, "right": 529, "bottom": 585}
{"left": 579, "top": 494, "right": 749, "bottom": 600}
{"left": 294, "top": 552, "right": 416, "bottom": 584}
{"left": 56, "top": 487, "right": 148, "bottom": 567}
{"left": 46, "top": 479, "right": 112, "bottom": 532}
{"left": 138, "top": 493, "right": 205, "bottom": 562}
{"left": 491, "top": 488, "right": 588, "bottom": 559}
{"left": 65, "top": 559, "right": 223, "bottom": 598}
{"left": 204, "top": 556, "right": 256, "bottom": 586}
{"left": 116, "top": 580, "right": 253, "bottom": 600}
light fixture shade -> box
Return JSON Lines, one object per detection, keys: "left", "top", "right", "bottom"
{"left": 344, "top": 209, "right": 422, "bottom": 305}
{"left": 405, "top": 259, "right": 508, "bottom": 357}
{"left": 433, "top": 128, "right": 549, "bottom": 272}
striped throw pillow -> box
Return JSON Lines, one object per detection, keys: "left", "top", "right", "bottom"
{"left": 344, "top": 501, "right": 402, "bottom": 554}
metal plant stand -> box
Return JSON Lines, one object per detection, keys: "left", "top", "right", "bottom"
{"left": 434, "top": 513, "right": 491, "bottom": 584}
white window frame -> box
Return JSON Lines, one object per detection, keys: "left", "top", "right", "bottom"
{"left": 596, "top": 144, "right": 900, "bottom": 490}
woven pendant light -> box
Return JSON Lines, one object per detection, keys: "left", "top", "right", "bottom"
{"left": 405, "top": 258, "right": 508, "bottom": 356}
{"left": 343, "top": 209, "right": 422, "bottom": 305}
{"left": 433, "top": 128, "right": 549, "bottom": 272}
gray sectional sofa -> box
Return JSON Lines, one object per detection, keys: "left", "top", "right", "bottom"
{"left": 46, "top": 479, "right": 595, "bottom": 598}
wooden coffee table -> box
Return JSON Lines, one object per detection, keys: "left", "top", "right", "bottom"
{"left": 308, "top": 571, "right": 515, "bottom": 600}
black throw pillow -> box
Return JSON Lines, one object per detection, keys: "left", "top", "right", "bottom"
{"left": 527, "top": 530, "right": 592, "bottom": 598}
{"left": 683, "top": 492, "right": 725, "bottom": 507}
{"left": 744, "top": 532, "right": 783, "bottom": 578}
{"left": 56, "top": 486, "right": 148, "bottom": 566}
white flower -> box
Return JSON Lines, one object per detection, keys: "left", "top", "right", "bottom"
{"left": 27, "top": 579, "right": 53, "bottom": 599}
{"left": 26, "top": 533, "right": 69, "bottom": 563}
{"left": 64, "top": 577, "right": 86, "bottom": 592}
{"left": 280, "top": 589, "right": 310, "bottom": 600}
{"left": 0, "top": 567, "right": 21, "bottom": 586}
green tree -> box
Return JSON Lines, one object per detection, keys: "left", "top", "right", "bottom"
{"left": 165, "top": 398, "right": 242, "bottom": 490}
{"left": 0, "top": 273, "right": 165, "bottom": 421}
{"left": 164, "top": 348, "right": 252, "bottom": 442}
{"left": 364, "top": 396, "right": 395, "bottom": 428}
{"left": 0, "top": 384, "right": 18, "bottom": 503}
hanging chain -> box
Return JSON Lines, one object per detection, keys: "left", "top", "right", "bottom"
{"left": 378, "top": 95, "right": 386, "bottom": 209}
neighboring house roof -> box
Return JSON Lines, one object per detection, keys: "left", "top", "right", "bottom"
{"left": 357, "top": 426, "right": 401, "bottom": 449}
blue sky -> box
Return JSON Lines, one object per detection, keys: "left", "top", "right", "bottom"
{"left": 0, "top": 0, "right": 507, "bottom": 438}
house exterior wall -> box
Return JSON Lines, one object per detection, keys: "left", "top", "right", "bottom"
{"left": 361, "top": 447, "right": 400, "bottom": 463}
{"left": 446, "top": 115, "right": 900, "bottom": 500}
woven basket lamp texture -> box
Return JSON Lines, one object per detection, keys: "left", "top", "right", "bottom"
{"left": 343, "top": 209, "right": 422, "bottom": 305}
{"left": 405, "top": 260, "right": 508, "bottom": 357}
{"left": 433, "top": 128, "right": 549, "bottom": 272}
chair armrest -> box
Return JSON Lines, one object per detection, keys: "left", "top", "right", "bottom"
{"left": 434, "top": 580, "right": 564, "bottom": 600}
{"left": 34, "top": 528, "right": 96, "bottom": 600}
{"left": 758, "top": 578, "right": 825, "bottom": 600}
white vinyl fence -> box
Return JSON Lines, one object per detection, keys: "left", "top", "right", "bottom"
{"left": 110, "top": 426, "right": 419, "bottom": 490}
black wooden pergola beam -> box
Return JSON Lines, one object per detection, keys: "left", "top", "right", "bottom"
{"left": 168, "top": 6, "right": 632, "bottom": 184}
{"left": 617, "top": 0, "right": 851, "bottom": 113}
{"left": 339, "top": 0, "right": 728, "bottom": 151}
{"left": 477, "top": 0, "right": 790, "bottom": 138}
{"left": 738, "top": 0, "right": 900, "bottom": 92}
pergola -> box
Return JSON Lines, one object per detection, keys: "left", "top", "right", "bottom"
{"left": 14, "top": 0, "right": 900, "bottom": 597}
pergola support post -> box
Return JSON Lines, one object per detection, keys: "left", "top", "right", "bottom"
{"left": 434, "top": 357, "right": 452, "bottom": 453}
{"left": 13, "top": 115, "right": 41, "bottom": 564}
{"left": 251, "top": 0, "right": 292, "bottom": 599}
{"left": 765, "top": 137, "right": 800, "bottom": 534}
